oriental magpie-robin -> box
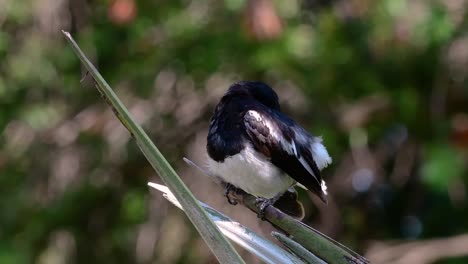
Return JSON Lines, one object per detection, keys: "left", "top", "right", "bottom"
{"left": 207, "top": 81, "right": 331, "bottom": 217}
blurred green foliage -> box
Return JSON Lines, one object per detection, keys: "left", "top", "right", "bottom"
{"left": 1, "top": 0, "right": 467, "bottom": 263}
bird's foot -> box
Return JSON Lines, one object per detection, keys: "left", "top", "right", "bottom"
{"left": 255, "top": 193, "right": 283, "bottom": 220}
{"left": 255, "top": 197, "right": 274, "bottom": 220}
{"left": 224, "top": 183, "right": 239, "bottom": 205}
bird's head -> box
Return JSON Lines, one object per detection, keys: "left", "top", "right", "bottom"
{"left": 226, "top": 81, "right": 281, "bottom": 110}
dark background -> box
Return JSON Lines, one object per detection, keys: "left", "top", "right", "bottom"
{"left": 1, "top": 0, "right": 468, "bottom": 263}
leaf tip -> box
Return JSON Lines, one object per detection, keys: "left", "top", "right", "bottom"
{"left": 148, "top": 182, "right": 170, "bottom": 194}
{"left": 61, "top": 30, "right": 71, "bottom": 38}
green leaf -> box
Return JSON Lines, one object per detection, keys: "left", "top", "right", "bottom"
{"left": 61, "top": 30, "right": 244, "bottom": 264}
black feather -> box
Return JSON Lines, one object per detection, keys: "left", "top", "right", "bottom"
{"left": 243, "top": 107, "right": 327, "bottom": 203}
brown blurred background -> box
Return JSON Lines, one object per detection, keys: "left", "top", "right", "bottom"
{"left": 1, "top": 0, "right": 468, "bottom": 263}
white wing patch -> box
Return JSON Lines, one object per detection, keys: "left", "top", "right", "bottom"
{"left": 245, "top": 110, "right": 269, "bottom": 143}
{"left": 246, "top": 110, "right": 297, "bottom": 155}
{"left": 247, "top": 110, "right": 262, "bottom": 122}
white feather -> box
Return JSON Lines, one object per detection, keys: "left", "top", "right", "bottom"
{"left": 321, "top": 180, "right": 328, "bottom": 195}
{"left": 311, "top": 138, "right": 332, "bottom": 170}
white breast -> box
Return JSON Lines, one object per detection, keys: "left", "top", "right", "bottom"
{"left": 207, "top": 145, "right": 295, "bottom": 199}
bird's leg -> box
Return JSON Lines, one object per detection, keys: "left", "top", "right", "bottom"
{"left": 255, "top": 193, "right": 282, "bottom": 220}
{"left": 224, "top": 183, "right": 239, "bottom": 205}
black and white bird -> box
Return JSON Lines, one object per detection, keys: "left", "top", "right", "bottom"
{"left": 206, "top": 81, "right": 332, "bottom": 216}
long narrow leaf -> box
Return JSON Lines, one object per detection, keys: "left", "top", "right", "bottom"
{"left": 62, "top": 30, "right": 244, "bottom": 264}
{"left": 148, "top": 182, "right": 305, "bottom": 264}
{"left": 272, "top": 232, "right": 326, "bottom": 264}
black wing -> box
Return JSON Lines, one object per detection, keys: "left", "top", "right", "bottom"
{"left": 243, "top": 109, "right": 328, "bottom": 203}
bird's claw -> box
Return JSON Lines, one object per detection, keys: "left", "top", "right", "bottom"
{"left": 224, "top": 183, "right": 238, "bottom": 205}
{"left": 255, "top": 197, "right": 273, "bottom": 220}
